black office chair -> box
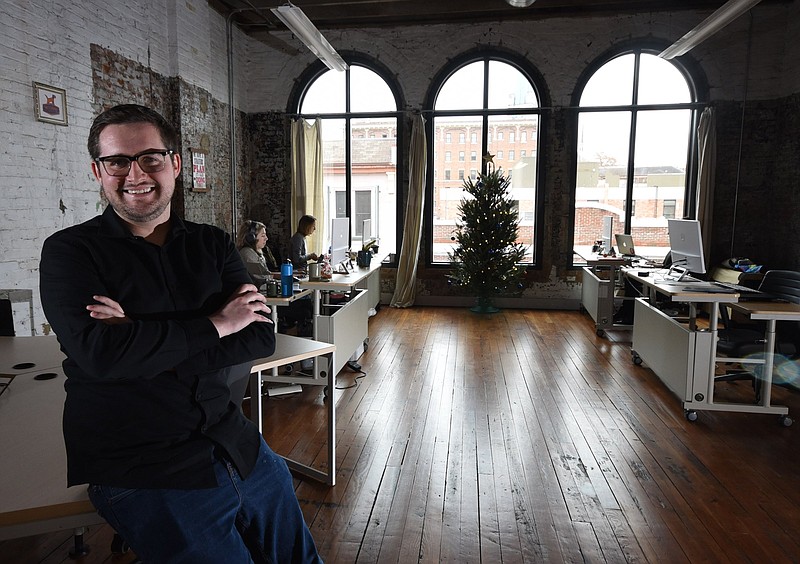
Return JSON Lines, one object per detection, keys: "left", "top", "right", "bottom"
{"left": 716, "top": 270, "right": 800, "bottom": 398}
{"left": 0, "top": 299, "right": 14, "bottom": 336}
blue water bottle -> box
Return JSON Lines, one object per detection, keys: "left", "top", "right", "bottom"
{"left": 280, "top": 259, "right": 293, "bottom": 297}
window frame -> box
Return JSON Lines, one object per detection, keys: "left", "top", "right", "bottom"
{"left": 423, "top": 49, "right": 549, "bottom": 268}
{"left": 288, "top": 55, "right": 406, "bottom": 268}
{"left": 568, "top": 42, "right": 708, "bottom": 267}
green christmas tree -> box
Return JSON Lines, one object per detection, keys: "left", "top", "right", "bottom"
{"left": 448, "top": 156, "right": 526, "bottom": 313}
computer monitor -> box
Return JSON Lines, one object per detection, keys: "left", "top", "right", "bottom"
{"left": 601, "top": 216, "right": 614, "bottom": 254}
{"left": 667, "top": 218, "right": 706, "bottom": 278}
{"left": 330, "top": 217, "right": 350, "bottom": 273}
{"left": 361, "top": 218, "right": 377, "bottom": 251}
{"left": 615, "top": 233, "right": 636, "bottom": 257}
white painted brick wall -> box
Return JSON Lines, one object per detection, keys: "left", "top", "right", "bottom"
{"left": 0, "top": 0, "right": 230, "bottom": 335}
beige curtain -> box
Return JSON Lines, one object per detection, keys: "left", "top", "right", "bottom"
{"left": 291, "top": 118, "right": 325, "bottom": 254}
{"left": 696, "top": 107, "right": 716, "bottom": 269}
{"left": 390, "top": 113, "right": 427, "bottom": 308}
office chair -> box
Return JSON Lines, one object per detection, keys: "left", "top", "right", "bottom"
{"left": 0, "top": 299, "right": 14, "bottom": 336}
{"left": 716, "top": 270, "right": 800, "bottom": 399}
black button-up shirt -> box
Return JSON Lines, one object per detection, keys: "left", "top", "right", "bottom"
{"left": 40, "top": 207, "right": 275, "bottom": 489}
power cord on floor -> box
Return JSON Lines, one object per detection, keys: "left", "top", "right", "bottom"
{"left": 336, "top": 361, "right": 367, "bottom": 390}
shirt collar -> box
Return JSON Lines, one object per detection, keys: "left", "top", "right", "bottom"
{"left": 98, "top": 205, "right": 190, "bottom": 240}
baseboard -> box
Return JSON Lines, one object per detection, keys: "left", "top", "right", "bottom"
{"left": 410, "top": 296, "right": 580, "bottom": 310}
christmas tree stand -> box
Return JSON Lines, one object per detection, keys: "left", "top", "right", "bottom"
{"left": 470, "top": 296, "right": 499, "bottom": 314}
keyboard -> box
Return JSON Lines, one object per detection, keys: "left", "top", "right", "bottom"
{"left": 712, "top": 281, "right": 763, "bottom": 294}
{"left": 712, "top": 281, "right": 784, "bottom": 301}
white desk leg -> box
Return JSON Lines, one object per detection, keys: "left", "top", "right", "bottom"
{"left": 313, "top": 289, "right": 322, "bottom": 379}
{"left": 279, "top": 349, "right": 337, "bottom": 486}
{"left": 250, "top": 370, "right": 264, "bottom": 434}
{"left": 312, "top": 289, "right": 321, "bottom": 339}
{"left": 270, "top": 307, "right": 279, "bottom": 378}
{"left": 327, "top": 349, "right": 336, "bottom": 485}
{"left": 759, "top": 320, "right": 777, "bottom": 408}
{"left": 706, "top": 302, "right": 720, "bottom": 404}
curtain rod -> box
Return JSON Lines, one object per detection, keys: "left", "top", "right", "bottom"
{"left": 286, "top": 101, "right": 709, "bottom": 120}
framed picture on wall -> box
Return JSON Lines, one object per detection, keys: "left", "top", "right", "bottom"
{"left": 33, "top": 82, "right": 68, "bottom": 126}
{"left": 191, "top": 149, "right": 209, "bottom": 192}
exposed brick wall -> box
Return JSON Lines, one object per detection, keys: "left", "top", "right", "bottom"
{"left": 2, "top": 0, "right": 799, "bottom": 332}
{"left": 712, "top": 95, "right": 800, "bottom": 272}
{"left": 245, "top": 112, "right": 294, "bottom": 261}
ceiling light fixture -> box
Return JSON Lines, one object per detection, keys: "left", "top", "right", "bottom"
{"left": 505, "top": 0, "right": 536, "bottom": 6}
{"left": 271, "top": 3, "right": 348, "bottom": 71}
{"left": 658, "top": 0, "right": 762, "bottom": 59}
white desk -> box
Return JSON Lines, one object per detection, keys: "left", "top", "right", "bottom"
{"left": 0, "top": 334, "right": 65, "bottom": 375}
{"left": 0, "top": 337, "right": 103, "bottom": 542}
{"left": 625, "top": 271, "right": 793, "bottom": 423}
{"left": 260, "top": 288, "right": 313, "bottom": 380}
{"left": 300, "top": 258, "right": 382, "bottom": 377}
{"left": 724, "top": 300, "right": 800, "bottom": 425}
{"left": 574, "top": 248, "right": 630, "bottom": 336}
{"left": 0, "top": 333, "right": 339, "bottom": 545}
{"left": 261, "top": 288, "right": 313, "bottom": 332}
{"left": 249, "top": 334, "right": 336, "bottom": 485}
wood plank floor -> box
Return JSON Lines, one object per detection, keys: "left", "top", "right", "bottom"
{"left": 2, "top": 307, "right": 800, "bottom": 563}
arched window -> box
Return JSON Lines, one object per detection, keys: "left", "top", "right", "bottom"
{"left": 294, "top": 61, "right": 401, "bottom": 257}
{"left": 425, "top": 53, "right": 545, "bottom": 266}
{"left": 572, "top": 48, "right": 704, "bottom": 264}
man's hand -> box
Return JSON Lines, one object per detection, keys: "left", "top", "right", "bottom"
{"left": 87, "top": 295, "right": 131, "bottom": 325}
{"left": 209, "top": 284, "right": 272, "bottom": 338}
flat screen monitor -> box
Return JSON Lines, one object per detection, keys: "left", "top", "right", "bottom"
{"left": 330, "top": 217, "right": 350, "bottom": 272}
{"left": 615, "top": 233, "right": 636, "bottom": 257}
{"left": 361, "top": 218, "right": 372, "bottom": 242}
{"left": 667, "top": 219, "right": 706, "bottom": 276}
{"left": 601, "top": 216, "right": 614, "bottom": 253}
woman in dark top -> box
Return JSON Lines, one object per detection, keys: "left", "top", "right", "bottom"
{"left": 238, "top": 219, "right": 313, "bottom": 335}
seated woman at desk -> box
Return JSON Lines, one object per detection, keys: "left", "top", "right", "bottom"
{"left": 237, "top": 220, "right": 278, "bottom": 286}
{"left": 290, "top": 214, "right": 319, "bottom": 272}
{"left": 237, "top": 220, "right": 313, "bottom": 336}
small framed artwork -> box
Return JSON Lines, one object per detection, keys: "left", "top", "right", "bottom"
{"left": 33, "top": 82, "right": 68, "bottom": 126}
{"left": 191, "top": 149, "right": 209, "bottom": 192}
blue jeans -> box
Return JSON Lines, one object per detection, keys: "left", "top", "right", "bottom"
{"left": 88, "top": 438, "right": 322, "bottom": 563}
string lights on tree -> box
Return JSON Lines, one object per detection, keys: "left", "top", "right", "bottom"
{"left": 447, "top": 153, "right": 526, "bottom": 313}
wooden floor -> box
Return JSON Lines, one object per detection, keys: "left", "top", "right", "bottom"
{"left": 3, "top": 307, "right": 800, "bottom": 563}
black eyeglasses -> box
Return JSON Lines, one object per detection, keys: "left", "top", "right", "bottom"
{"left": 94, "top": 150, "right": 175, "bottom": 177}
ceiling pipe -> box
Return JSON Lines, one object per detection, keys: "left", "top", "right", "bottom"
{"left": 659, "top": 0, "right": 762, "bottom": 59}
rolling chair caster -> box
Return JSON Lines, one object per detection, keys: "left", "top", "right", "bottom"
{"left": 684, "top": 409, "right": 698, "bottom": 422}
{"left": 111, "top": 533, "right": 130, "bottom": 554}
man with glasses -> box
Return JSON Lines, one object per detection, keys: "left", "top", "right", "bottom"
{"left": 40, "top": 104, "right": 322, "bottom": 563}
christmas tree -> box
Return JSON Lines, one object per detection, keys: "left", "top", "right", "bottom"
{"left": 448, "top": 155, "right": 526, "bottom": 313}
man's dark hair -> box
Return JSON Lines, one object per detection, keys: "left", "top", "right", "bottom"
{"left": 87, "top": 104, "right": 179, "bottom": 159}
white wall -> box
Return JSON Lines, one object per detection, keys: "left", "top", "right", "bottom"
{"left": 0, "top": 0, "right": 241, "bottom": 334}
